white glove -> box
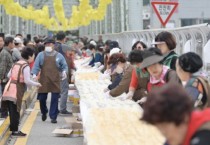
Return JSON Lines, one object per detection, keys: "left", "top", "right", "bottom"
{"left": 119, "top": 94, "right": 128, "bottom": 101}
{"left": 36, "top": 83, "right": 42, "bottom": 87}
{"left": 62, "top": 71, "right": 67, "bottom": 80}
{"left": 136, "top": 97, "right": 147, "bottom": 104}
{"left": 94, "top": 62, "right": 101, "bottom": 67}
{"left": 92, "top": 66, "right": 97, "bottom": 69}
{"left": 32, "top": 74, "right": 37, "bottom": 79}
{"left": 104, "top": 69, "right": 111, "bottom": 75}
{"left": 97, "top": 65, "right": 104, "bottom": 71}
{"left": 126, "top": 91, "right": 134, "bottom": 100}
{"left": 104, "top": 88, "right": 110, "bottom": 93}
{"left": 99, "top": 73, "right": 111, "bottom": 80}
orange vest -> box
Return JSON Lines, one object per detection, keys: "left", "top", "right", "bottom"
{"left": 2, "top": 60, "right": 28, "bottom": 103}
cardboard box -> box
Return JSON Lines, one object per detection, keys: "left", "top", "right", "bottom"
{"left": 52, "top": 125, "right": 73, "bottom": 137}
{"left": 70, "top": 122, "right": 83, "bottom": 137}
{"left": 64, "top": 116, "right": 83, "bottom": 137}
{"left": 52, "top": 129, "right": 73, "bottom": 135}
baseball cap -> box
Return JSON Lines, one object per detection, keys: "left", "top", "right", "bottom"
{"left": 14, "top": 37, "right": 22, "bottom": 44}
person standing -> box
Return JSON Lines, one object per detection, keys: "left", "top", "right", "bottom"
{"left": 54, "top": 31, "right": 71, "bottom": 115}
{"left": 0, "top": 34, "right": 5, "bottom": 96}
{"left": 12, "top": 37, "right": 22, "bottom": 62}
{"left": 2, "top": 47, "right": 41, "bottom": 137}
{"left": 0, "top": 36, "right": 14, "bottom": 118}
{"left": 32, "top": 38, "right": 68, "bottom": 123}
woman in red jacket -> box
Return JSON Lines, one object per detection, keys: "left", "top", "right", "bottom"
{"left": 142, "top": 83, "right": 210, "bottom": 145}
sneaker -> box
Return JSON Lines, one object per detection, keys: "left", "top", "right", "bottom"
{"left": 42, "top": 114, "right": 47, "bottom": 121}
{"left": 60, "top": 110, "right": 72, "bottom": 115}
{"left": 12, "top": 131, "right": 27, "bottom": 137}
{"left": 51, "top": 119, "right": 57, "bottom": 123}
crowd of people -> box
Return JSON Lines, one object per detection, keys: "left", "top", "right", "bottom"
{"left": 75, "top": 31, "right": 210, "bottom": 145}
{"left": 0, "top": 30, "right": 209, "bottom": 144}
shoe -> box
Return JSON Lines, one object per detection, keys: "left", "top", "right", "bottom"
{"left": 42, "top": 114, "right": 47, "bottom": 121}
{"left": 12, "top": 131, "right": 27, "bottom": 137}
{"left": 51, "top": 119, "right": 57, "bottom": 123}
{"left": 60, "top": 110, "right": 72, "bottom": 115}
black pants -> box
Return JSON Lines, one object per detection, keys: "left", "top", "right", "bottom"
{"left": 1, "top": 82, "right": 8, "bottom": 118}
{"left": 6, "top": 101, "right": 20, "bottom": 132}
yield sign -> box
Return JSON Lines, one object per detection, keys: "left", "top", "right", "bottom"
{"left": 151, "top": 1, "right": 178, "bottom": 26}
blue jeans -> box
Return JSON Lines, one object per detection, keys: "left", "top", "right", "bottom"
{"left": 59, "top": 78, "right": 69, "bottom": 112}
{"left": 38, "top": 93, "right": 59, "bottom": 120}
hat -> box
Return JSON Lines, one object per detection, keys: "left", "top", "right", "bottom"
{"left": 140, "top": 50, "right": 164, "bottom": 69}
{"left": 14, "top": 37, "right": 22, "bottom": 44}
{"left": 90, "top": 40, "right": 97, "bottom": 46}
{"left": 109, "top": 41, "right": 119, "bottom": 50}
{"left": 110, "top": 47, "right": 121, "bottom": 56}
{"left": 61, "top": 44, "right": 73, "bottom": 53}
{"left": 44, "top": 37, "right": 55, "bottom": 45}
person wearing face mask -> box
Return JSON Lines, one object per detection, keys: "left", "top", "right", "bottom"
{"left": 2, "top": 47, "right": 41, "bottom": 137}
{"left": 32, "top": 37, "right": 68, "bottom": 124}
{"left": 104, "top": 53, "right": 134, "bottom": 98}
{"left": 176, "top": 52, "right": 210, "bottom": 109}
{"left": 54, "top": 31, "right": 72, "bottom": 115}
{"left": 126, "top": 50, "right": 149, "bottom": 102}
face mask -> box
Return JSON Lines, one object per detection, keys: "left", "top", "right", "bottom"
{"left": 115, "top": 66, "right": 123, "bottom": 74}
{"left": 45, "top": 46, "right": 52, "bottom": 52}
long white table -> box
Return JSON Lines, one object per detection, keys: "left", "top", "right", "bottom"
{"left": 74, "top": 59, "right": 165, "bottom": 145}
